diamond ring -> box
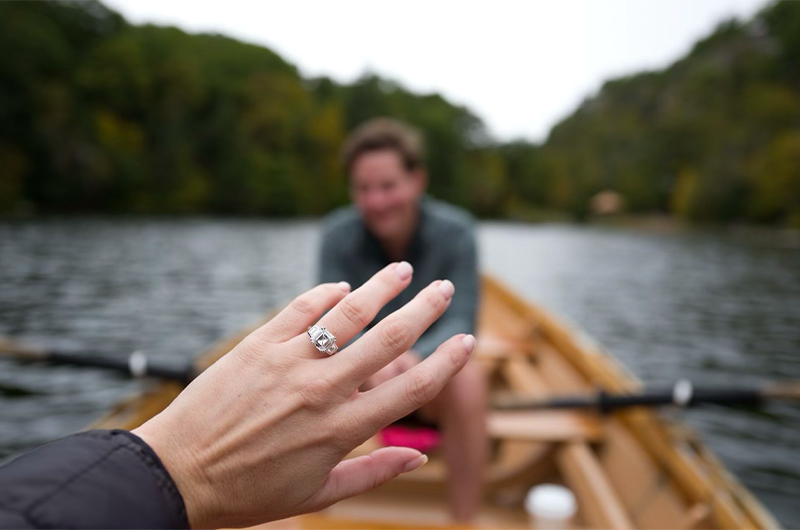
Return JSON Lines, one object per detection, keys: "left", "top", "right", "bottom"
{"left": 307, "top": 325, "right": 338, "bottom": 355}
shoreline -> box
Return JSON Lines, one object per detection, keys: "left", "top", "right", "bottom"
{"left": 2, "top": 211, "right": 798, "bottom": 238}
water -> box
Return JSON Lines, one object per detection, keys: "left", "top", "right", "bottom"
{"left": 1, "top": 219, "right": 798, "bottom": 525}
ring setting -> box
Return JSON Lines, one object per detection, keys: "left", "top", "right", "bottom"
{"left": 307, "top": 325, "right": 338, "bottom": 355}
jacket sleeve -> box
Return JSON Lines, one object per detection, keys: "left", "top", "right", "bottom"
{"left": 0, "top": 429, "right": 189, "bottom": 529}
{"left": 316, "top": 223, "right": 367, "bottom": 347}
{"left": 316, "top": 222, "right": 352, "bottom": 286}
{"left": 412, "top": 227, "right": 479, "bottom": 359}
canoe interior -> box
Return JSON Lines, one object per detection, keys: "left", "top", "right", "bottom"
{"left": 93, "top": 275, "right": 779, "bottom": 530}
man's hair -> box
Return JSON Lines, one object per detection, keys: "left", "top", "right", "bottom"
{"left": 342, "top": 118, "right": 425, "bottom": 175}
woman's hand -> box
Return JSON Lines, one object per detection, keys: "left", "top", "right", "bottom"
{"left": 132, "top": 262, "right": 475, "bottom": 528}
{"left": 359, "top": 350, "right": 421, "bottom": 391}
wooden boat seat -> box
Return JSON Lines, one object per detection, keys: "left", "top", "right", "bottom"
{"left": 488, "top": 410, "right": 603, "bottom": 443}
{"left": 475, "top": 335, "right": 537, "bottom": 360}
{"left": 376, "top": 437, "right": 557, "bottom": 498}
{"left": 348, "top": 409, "right": 601, "bottom": 501}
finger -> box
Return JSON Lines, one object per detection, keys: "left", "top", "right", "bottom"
{"left": 291, "top": 261, "right": 413, "bottom": 356}
{"left": 331, "top": 279, "right": 454, "bottom": 388}
{"left": 353, "top": 334, "right": 476, "bottom": 431}
{"left": 401, "top": 353, "right": 420, "bottom": 371}
{"left": 304, "top": 447, "right": 427, "bottom": 511}
{"left": 257, "top": 282, "right": 351, "bottom": 342}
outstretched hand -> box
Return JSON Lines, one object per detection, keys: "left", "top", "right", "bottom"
{"left": 132, "top": 262, "right": 474, "bottom": 528}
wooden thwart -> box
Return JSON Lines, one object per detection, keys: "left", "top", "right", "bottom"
{"left": 488, "top": 410, "right": 602, "bottom": 443}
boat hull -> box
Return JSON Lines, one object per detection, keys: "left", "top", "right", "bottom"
{"left": 93, "top": 275, "right": 779, "bottom": 529}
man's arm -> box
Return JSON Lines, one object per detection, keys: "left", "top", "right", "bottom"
{"left": 411, "top": 228, "right": 479, "bottom": 359}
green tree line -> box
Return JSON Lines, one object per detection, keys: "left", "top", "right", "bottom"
{"left": 520, "top": 1, "right": 800, "bottom": 226}
{"left": 1, "top": 1, "right": 798, "bottom": 225}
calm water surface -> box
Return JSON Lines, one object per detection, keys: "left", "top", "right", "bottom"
{"left": 1, "top": 219, "right": 798, "bottom": 525}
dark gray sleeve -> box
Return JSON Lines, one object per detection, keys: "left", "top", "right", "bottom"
{"left": 316, "top": 223, "right": 366, "bottom": 347}
{"left": 412, "top": 227, "right": 479, "bottom": 359}
{"left": 0, "top": 430, "right": 188, "bottom": 529}
{"left": 0, "top": 509, "right": 29, "bottom": 529}
{"left": 317, "top": 223, "right": 351, "bottom": 285}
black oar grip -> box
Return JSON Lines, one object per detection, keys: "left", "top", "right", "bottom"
{"left": 45, "top": 351, "right": 195, "bottom": 384}
{"left": 493, "top": 383, "right": 767, "bottom": 411}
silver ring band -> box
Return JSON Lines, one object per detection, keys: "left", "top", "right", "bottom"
{"left": 307, "top": 325, "right": 339, "bottom": 355}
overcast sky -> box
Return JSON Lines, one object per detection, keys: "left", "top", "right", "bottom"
{"left": 103, "top": 0, "right": 770, "bottom": 142}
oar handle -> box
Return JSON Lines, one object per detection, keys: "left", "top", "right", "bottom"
{"left": 493, "top": 380, "right": 787, "bottom": 412}
{"left": 46, "top": 351, "right": 196, "bottom": 383}
{"left": 595, "top": 387, "right": 762, "bottom": 411}
{"left": 1, "top": 338, "right": 196, "bottom": 384}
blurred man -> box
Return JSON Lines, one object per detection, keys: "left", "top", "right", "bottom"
{"left": 317, "top": 118, "right": 487, "bottom": 522}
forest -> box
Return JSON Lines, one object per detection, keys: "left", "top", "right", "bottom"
{"left": 1, "top": 1, "right": 798, "bottom": 225}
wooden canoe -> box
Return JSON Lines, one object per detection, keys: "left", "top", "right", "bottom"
{"left": 93, "top": 275, "right": 780, "bottom": 529}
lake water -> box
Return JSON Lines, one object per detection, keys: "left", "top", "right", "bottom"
{"left": 1, "top": 219, "right": 798, "bottom": 525}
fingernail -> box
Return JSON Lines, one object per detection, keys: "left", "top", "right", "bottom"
{"left": 402, "top": 454, "right": 428, "bottom": 473}
{"left": 462, "top": 334, "right": 476, "bottom": 354}
{"left": 337, "top": 281, "right": 351, "bottom": 293}
{"left": 438, "top": 279, "right": 454, "bottom": 299}
{"left": 395, "top": 261, "right": 413, "bottom": 280}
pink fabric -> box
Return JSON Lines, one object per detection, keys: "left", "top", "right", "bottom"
{"left": 378, "top": 425, "right": 441, "bottom": 453}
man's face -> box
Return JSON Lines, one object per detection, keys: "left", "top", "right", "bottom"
{"left": 350, "top": 149, "right": 425, "bottom": 241}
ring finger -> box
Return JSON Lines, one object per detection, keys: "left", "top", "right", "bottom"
{"left": 293, "top": 261, "right": 414, "bottom": 358}
{"left": 329, "top": 279, "right": 454, "bottom": 388}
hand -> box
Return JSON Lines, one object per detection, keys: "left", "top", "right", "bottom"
{"left": 132, "top": 262, "right": 475, "bottom": 528}
{"left": 360, "top": 350, "right": 421, "bottom": 391}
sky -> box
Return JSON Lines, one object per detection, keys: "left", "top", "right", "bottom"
{"left": 103, "top": 0, "right": 771, "bottom": 142}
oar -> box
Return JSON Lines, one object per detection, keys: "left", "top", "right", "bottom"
{"left": 0, "top": 382, "right": 41, "bottom": 398}
{"left": 493, "top": 379, "right": 800, "bottom": 412}
{"left": 0, "top": 337, "right": 197, "bottom": 384}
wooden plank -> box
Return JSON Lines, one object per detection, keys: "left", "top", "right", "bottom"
{"left": 682, "top": 503, "right": 715, "bottom": 530}
{"left": 317, "top": 487, "right": 530, "bottom": 529}
{"left": 557, "top": 442, "right": 635, "bottom": 530}
{"left": 535, "top": 343, "right": 592, "bottom": 391}
{"left": 501, "top": 358, "right": 549, "bottom": 396}
{"left": 488, "top": 411, "right": 602, "bottom": 443}
{"left": 482, "top": 277, "right": 776, "bottom": 529}
{"left": 622, "top": 410, "right": 755, "bottom": 529}
{"left": 477, "top": 281, "right": 538, "bottom": 343}
{"left": 482, "top": 276, "right": 638, "bottom": 394}
{"left": 475, "top": 335, "right": 533, "bottom": 362}
{"left": 599, "top": 421, "right": 688, "bottom": 529}
{"left": 689, "top": 439, "right": 780, "bottom": 530}
{"left": 526, "top": 301, "right": 755, "bottom": 527}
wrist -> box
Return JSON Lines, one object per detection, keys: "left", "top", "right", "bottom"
{"left": 132, "top": 420, "right": 218, "bottom": 528}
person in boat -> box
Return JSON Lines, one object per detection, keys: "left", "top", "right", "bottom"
{"left": 0, "top": 266, "right": 475, "bottom": 529}
{"left": 318, "top": 118, "right": 488, "bottom": 523}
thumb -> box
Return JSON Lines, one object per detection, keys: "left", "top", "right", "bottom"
{"left": 308, "top": 447, "right": 428, "bottom": 510}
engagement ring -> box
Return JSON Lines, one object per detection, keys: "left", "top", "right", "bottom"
{"left": 307, "top": 325, "right": 338, "bottom": 355}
